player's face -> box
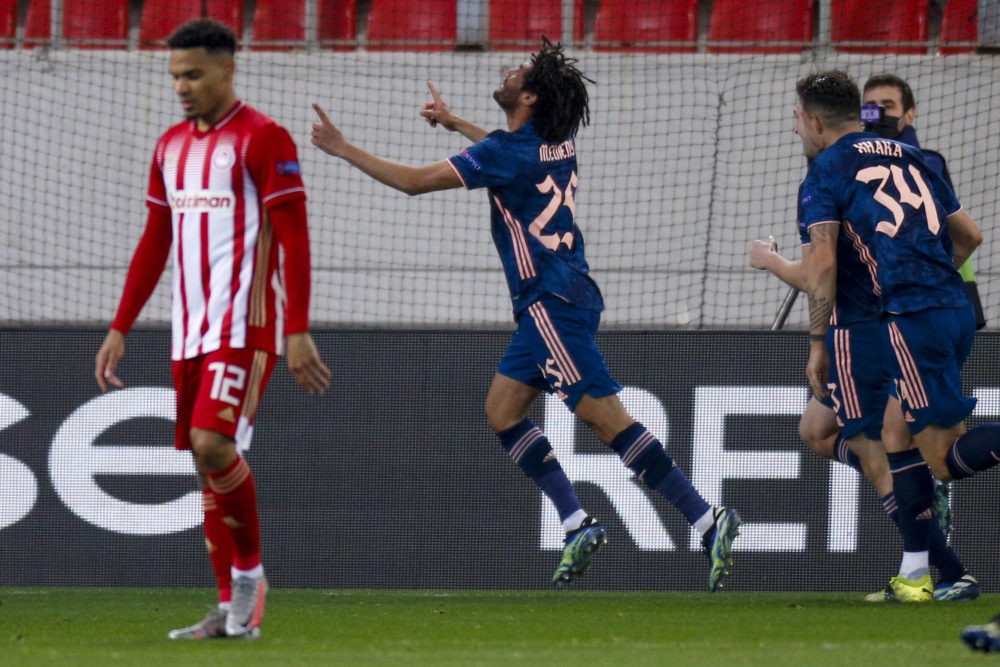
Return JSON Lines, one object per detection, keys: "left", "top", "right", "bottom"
{"left": 794, "top": 101, "right": 823, "bottom": 160}
{"left": 168, "top": 47, "right": 235, "bottom": 128}
{"left": 493, "top": 61, "right": 531, "bottom": 111}
{"left": 862, "top": 84, "right": 915, "bottom": 134}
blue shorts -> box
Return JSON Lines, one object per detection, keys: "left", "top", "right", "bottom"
{"left": 498, "top": 295, "right": 621, "bottom": 410}
{"left": 819, "top": 320, "right": 890, "bottom": 440}
{"left": 883, "top": 305, "right": 977, "bottom": 434}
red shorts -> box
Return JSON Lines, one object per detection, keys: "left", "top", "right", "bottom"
{"left": 172, "top": 347, "right": 277, "bottom": 451}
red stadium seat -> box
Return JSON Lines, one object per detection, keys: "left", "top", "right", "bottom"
{"left": 365, "top": 0, "right": 456, "bottom": 51}
{"left": 940, "top": 0, "right": 978, "bottom": 54}
{"left": 831, "top": 0, "right": 926, "bottom": 53}
{"left": 318, "top": 0, "right": 357, "bottom": 51}
{"left": 708, "top": 0, "right": 814, "bottom": 53}
{"left": 592, "top": 0, "right": 697, "bottom": 53}
{"left": 487, "top": 0, "right": 584, "bottom": 51}
{"left": 250, "top": 0, "right": 306, "bottom": 50}
{"left": 25, "top": 0, "right": 129, "bottom": 49}
{"left": 140, "top": 0, "right": 243, "bottom": 49}
{"left": 0, "top": 0, "right": 16, "bottom": 49}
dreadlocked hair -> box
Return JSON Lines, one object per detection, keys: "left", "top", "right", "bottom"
{"left": 523, "top": 37, "right": 595, "bottom": 143}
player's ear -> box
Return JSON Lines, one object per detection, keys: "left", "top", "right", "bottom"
{"left": 520, "top": 90, "right": 538, "bottom": 108}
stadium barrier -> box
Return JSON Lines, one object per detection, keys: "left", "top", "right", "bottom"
{"left": 2, "top": 328, "right": 997, "bottom": 592}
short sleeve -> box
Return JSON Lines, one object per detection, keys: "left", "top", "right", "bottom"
{"left": 245, "top": 123, "right": 307, "bottom": 209}
{"left": 447, "top": 131, "right": 518, "bottom": 190}
{"left": 799, "top": 163, "right": 842, "bottom": 239}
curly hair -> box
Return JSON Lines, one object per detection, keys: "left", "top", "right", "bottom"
{"left": 522, "top": 37, "right": 595, "bottom": 143}
{"left": 796, "top": 70, "right": 860, "bottom": 128}
{"left": 167, "top": 18, "right": 237, "bottom": 55}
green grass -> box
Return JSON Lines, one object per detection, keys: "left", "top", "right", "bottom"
{"left": 1, "top": 588, "right": 996, "bottom": 666}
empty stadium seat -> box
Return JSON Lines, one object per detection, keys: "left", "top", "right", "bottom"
{"left": 318, "top": 0, "right": 357, "bottom": 50}
{"left": 140, "top": 0, "right": 243, "bottom": 49}
{"left": 940, "top": 0, "right": 978, "bottom": 54}
{"left": 487, "top": 0, "right": 584, "bottom": 51}
{"left": 708, "top": 0, "right": 814, "bottom": 53}
{"left": 0, "top": 0, "right": 15, "bottom": 49}
{"left": 250, "top": 0, "right": 306, "bottom": 50}
{"left": 365, "top": 0, "right": 456, "bottom": 51}
{"left": 831, "top": 0, "right": 926, "bottom": 53}
{"left": 592, "top": 0, "right": 697, "bottom": 53}
{"left": 25, "top": 0, "right": 129, "bottom": 49}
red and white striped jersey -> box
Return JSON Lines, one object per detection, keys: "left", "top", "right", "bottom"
{"left": 147, "top": 102, "right": 306, "bottom": 360}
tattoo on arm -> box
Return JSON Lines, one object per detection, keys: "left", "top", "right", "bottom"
{"left": 805, "top": 224, "right": 838, "bottom": 334}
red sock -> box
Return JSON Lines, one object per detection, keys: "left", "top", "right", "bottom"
{"left": 202, "top": 488, "right": 234, "bottom": 603}
{"left": 206, "top": 456, "right": 262, "bottom": 571}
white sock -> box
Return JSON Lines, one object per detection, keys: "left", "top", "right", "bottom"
{"left": 232, "top": 564, "right": 265, "bottom": 579}
{"left": 899, "top": 551, "right": 929, "bottom": 579}
{"left": 562, "top": 509, "right": 588, "bottom": 533}
{"left": 693, "top": 508, "right": 716, "bottom": 537}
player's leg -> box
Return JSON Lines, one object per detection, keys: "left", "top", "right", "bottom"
{"left": 882, "top": 309, "right": 978, "bottom": 602}
{"left": 190, "top": 348, "right": 277, "bottom": 638}
{"left": 167, "top": 357, "right": 230, "bottom": 639}
{"left": 486, "top": 358, "right": 602, "bottom": 585}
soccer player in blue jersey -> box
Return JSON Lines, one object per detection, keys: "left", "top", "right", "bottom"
{"left": 861, "top": 74, "right": 985, "bottom": 330}
{"left": 793, "top": 70, "right": 1000, "bottom": 605}
{"left": 748, "top": 75, "right": 979, "bottom": 602}
{"left": 310, "top": 38, "right": 741, "bottom": 589}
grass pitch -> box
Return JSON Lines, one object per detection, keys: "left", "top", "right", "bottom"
{"left": 1, "top": 587, "right": 995, "bottom": 666}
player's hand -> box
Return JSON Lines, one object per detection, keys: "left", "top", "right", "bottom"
{"left": 95, "top": 329, "right": 126, "bottom": 392}
{"left": 286, "top": 332, "right": 331, "bottom": 395}
{"left": 806, "top": 342, "right": 830, "bottom": 400}
{"left": 748, "top": 236, "right": 778, "bottom": 270}
{"left": 311, "top": 103, "right": 347, "bottom": 157}
{"left": 420, "top": 81, "right": 458, "bottom": 131}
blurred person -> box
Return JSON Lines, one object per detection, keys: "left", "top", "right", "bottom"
{"left": 311, "top": 38, "right": 741, "bottom": 590}
{"left": 94, "top": 18, "right": 330, "bottom": 639}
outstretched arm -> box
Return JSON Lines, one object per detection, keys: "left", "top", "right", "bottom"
{"left": 311, "top": 103, "right": 463, "bottom": 196}
{"left": 420, "top": 81, "right": 489, "bottom": 143}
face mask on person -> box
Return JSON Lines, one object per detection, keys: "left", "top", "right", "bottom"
{"left": 861, "top": 103, "right": 903, "bottom": 139}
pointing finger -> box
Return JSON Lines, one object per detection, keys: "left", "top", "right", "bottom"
{"left": 312, "top": 102, "right": 332, "bottom": 125}
{"left": 427, "top": 81, "right": 443, "bottom": 103}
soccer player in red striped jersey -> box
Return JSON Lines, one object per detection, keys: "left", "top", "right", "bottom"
{"left": 94, "top": 18, "right": 330, "bottom": 640}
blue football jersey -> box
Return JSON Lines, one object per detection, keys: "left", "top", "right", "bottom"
{"left": 799, "top": 132, "right": 966, "bottom": 315}
{"left": 448, "top": 121, "right": 603, "bottom": 318}
{"left": 796, "top": 182, "right": 881, "bottom": 326}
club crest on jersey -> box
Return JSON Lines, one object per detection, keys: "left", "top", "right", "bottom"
{"left": 276, "top": 160, "right": 300, "bottom": 175}
{"left": 212, "top": 146, "right": 236, "bottom": 171}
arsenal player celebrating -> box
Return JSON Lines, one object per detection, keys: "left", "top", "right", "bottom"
{"left": 94, "top": 18, "right": 330, "bottom": 640}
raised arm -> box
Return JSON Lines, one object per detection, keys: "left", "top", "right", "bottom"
{"left": 420, "top": 81, "right": 489, "bottom": 143}
{"left": 311, "top": 103, "right": 462, "bottom": 196}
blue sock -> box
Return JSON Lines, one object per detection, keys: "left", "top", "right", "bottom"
{"left": 946, "top": 423, "right": 1000, "bottom": 480}
{"left": 886, "top": 450, "right": 933, "bottom": 553}
{"left": 610, "top": 422, "right": 710, "bottom": 525}
{"left": 833, "top": 436, "right": 863, "bottom": 473}
{"left": 497, "top": 418, "right": 582, "bottom": 522}
{"left": 883, "top": 491, "right": 963, "bottom": 582}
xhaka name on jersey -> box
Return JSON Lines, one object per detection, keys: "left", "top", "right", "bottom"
{"left": 851, "top": 139, "right": 903, "bottom": 158}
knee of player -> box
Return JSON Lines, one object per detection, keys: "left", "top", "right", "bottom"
{"left": 799, "top": 422, "right": 836, "bottom": 459}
